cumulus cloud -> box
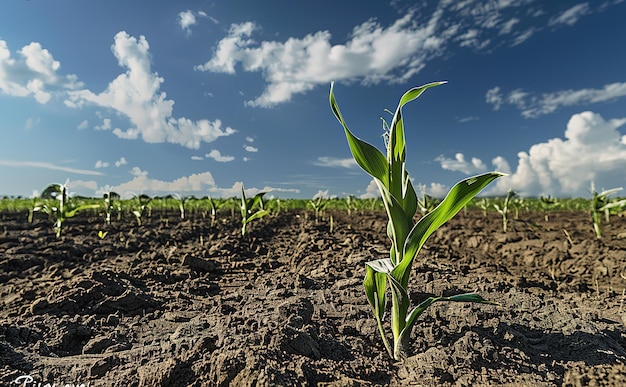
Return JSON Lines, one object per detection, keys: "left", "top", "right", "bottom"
{"left": 95, "top": 160, "right": 109, "bottom": 168}
{"left": 490, "top": 111, "right": 626, "bottom": 197}
{"left": 206, "top": 149, "right": 235, "bottom": 162}
{"left": 435, "top": 153, "right": 488, "bottom": 175}
{"left": 486, "top": 82, "right": 626, "bottom": 117}
{"left": 115, "top": 157, "right": 127, "bottom": 167}
{"left": 359, "top": 179, "right": 381, "bottom": 199}
{"left": 105, "top": 171, "right": 217, "bottom": 198}
{"left": 0, "top": 39, "right": 82, "bottom": 103}
{"left": 77, "top": 119, "right": 89, "bottom": 130}
{"left": 314, "top": 157, "right": 358, "bottom": 168}
{"left": 195, "top": 1, "right": 616, "bottom": 107}
{"left": 130, "top": 166, "right": 148, "bottom": 177}
{"left": 66, "top": 31, "right": 236, "bottom": 149}
{"left": 178, "top": 10, "right": 198, "bottom": 35}
{"left": 244, "top": 145, "right": 258, "bottom": 152}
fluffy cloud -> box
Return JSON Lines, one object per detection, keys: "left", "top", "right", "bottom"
{"left": 486, "top": 82, "right": 626, "bottom": 117}
{"left": 106, "top": 171, "right": 217, "bottom": 198}
{"left": 95, "top": 160, "right": 109, "bottom": 168}
{"left": 490, "top": 111, "right": 626, "bottom": 197}
{"left": 359, "top": 179, "right": 380, "bottom": 199}
{"left": 0, "top": 40, "right": 81, "bottom": 103}
{"left": 196, "top": 1, "right": 615, "bottom": 107}
{"left": 67, "top": 32, "right": 236, "bottom": 149}
{"left": 244, "top": 145, "right": 258, "bottom": 153}
{"left": 115, "top": 157, "right": 127, "bottom": 167}
{"left": 435, "top": 153, "right": 488, "bottom": 175}
{"left": 130, "top": 166, "right": 148, "bottom": 177}
{"left": 206, "top": 149, "right": 235, "bottom": 162}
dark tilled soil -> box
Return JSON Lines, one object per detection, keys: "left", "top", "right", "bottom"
{"left": 1, "top": 209, "right": 626, "bottom": 386}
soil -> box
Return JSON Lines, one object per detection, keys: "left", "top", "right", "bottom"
{"left": 1, "top": 208, "right": 626, "bottom": 386}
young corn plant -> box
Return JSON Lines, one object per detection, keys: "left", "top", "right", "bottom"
{"left": 493, "top": 189, "right": 516, "bottom": 232}
{"left": 308, "top": 196, "right": 328, "bottom": 224}
{"left": 590, "top": 182, "right": 626, "bottom": 239}
{"left": 131, "top": 194, "right": 151, "bottom": 226}
{"left": 540, "top": 195, "right": 558, "bottom": 221}
{"left": 330, "top": 81, "right": 504, "bottom": 360}
{"left": 240, "top": 184, "right": 269, "bottom": 236}
{"left": 103, "top": 191, "right": 120, "bottom": 225}
{"left": 37, "top": 181, "right": 100, "bottom": 237}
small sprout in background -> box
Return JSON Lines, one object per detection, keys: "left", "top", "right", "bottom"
{"left": 344, "top": 195, "right": 358, "bottom": 216}
{"left": 590, "top": 182, "right": 626, "bottom": 239}
{"left": 172, "top": 193, "right": 193, "bottom": 220}
{"left": 493, "top": 189, "right": 517, "bottom": 232}
{"left": 97, "top": 230, "right": 108, "bottom": 239}
{"left": 38, "top": 180, "right": 100, "bottom": 237}
{"left": 103, "top": 191, "right": 120, "bottom": 225}
{"left": 540, "top": 195, "right": 559, "bottom": 221}
{"left": 330, "top": 81, "right": 504, "bottom": 360}
{"left": 131, "top": 194, "right": 151, "bottom": 226}
{"left": 477, "top": 197, "right": 489, "bottom": 217}
{"left": 416, "top": 184, "right": 440, "bottom": 215}
{"left": 240, "top": 184, "right": 269, "bottom": 236}
{"left": 308, "top": 194, "right": 328, "bottom": 224}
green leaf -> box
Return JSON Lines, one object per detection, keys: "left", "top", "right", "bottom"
{"left": 394, "top": 172, "right": 505, "bottom": 286}
{"left": 330, "top": 82, "right": 388, "bottom": 183}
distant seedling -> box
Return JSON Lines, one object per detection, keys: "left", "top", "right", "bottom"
{"left": 240, "top": 184, "right": 269, "bottom": 236}
{"left": 330, "top": 81, "right": 504, "bottom": 360}
{"left": 36, "top": 181, "right": 100, "bottom": 237}
{"left": 590, "top": 182, "right": 626, "bottom": 239}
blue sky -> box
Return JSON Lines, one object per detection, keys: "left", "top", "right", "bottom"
{"left": 1, "top": 0, "right": 625, "bottom": 199}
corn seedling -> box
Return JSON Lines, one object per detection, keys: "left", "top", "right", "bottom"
{"left": 540, "top": 195, "right": 558, "bottom": 221}
{"left": 308, "top": 196, "right": 328, "bottom": 224}
{"left": 131, "top": 194, "right": 151, "bottom": 226}
{"left": 240, "top": 184, "right": 269, "bottom": 236}
{"left": 493, "top": 189, "right": 516, "bottom": 232}
{"left": 171, "top": 193, "right": 193, "bottom": 220}
{"left": 330, "top": 81, "right": 503, "bottom": 360}
{"left": 103, "top": 191, "right": 120, "bottom": 224}
{"left": 590, "top": 182, "right": 626, "bottom": 239}
{"left": 36, "top": 181, "right": 100, "bottom": 237}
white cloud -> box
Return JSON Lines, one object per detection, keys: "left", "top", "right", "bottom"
{"left": 206, "top": 149, "right": 235, "bottom": 162}
{"left": 422, "top": 182, "right": 449, "bottom": 199}
{"left": 0, "top": 160, "right": 104, "bottom": 176}
{"left": 490, "top": 111, "right": 626, "bottom": 197}
{"left": 314, "top": 156, "right": 358, "bottom": 168}
{"left": 359, "top": 179, "right": 380, "bottom": 199}
{"left": 108, "top": 171, "right": 217, "bottom": 198}
{"left": 178, "top": 10, "right": 197, "bottom": 35}
{"left": 130, "top": 166, "right": 148, "bottom": 177}
{"left": 95, "top": 118, "right": 112, "bottom": 130}
{"left": 485, "top": 86, "right": 503, "bottom": 110}
{"left": 24, "top": 117, "right": 40, "bottom": 130}
{"left": 549, "top": 3, "right": 590, "bottom": 26}
{"left": 244, "top": 145, "right": 258, "bottom": 152}
{"left": 195, "top": 1, "right": 617, "bottom": 107}
{"left": 191, "top": 155, "right": 204, "bottom": 161}
{"left": 67, "top": 179, "right": 98, "bottom": 193}
{"left": 66, "top": 31, "right": 236, "bottom": 149}
{"left": 77, "top": 120, "right": 89, "bottom": 130}
{"left": 487, "top": 82, "right": 626, "bottom": 117}
{"left": 246, "top": 136, "right": 254, "bottom": 142}
{"left": 115, "top": 157, "right": 127, "bottom": 167}
{"left": 435, "top": 153, "right": 487, "bottom": 175}
{"left": 208, "top": 181, "right": 300, "bottom": 198}
{"left": 95, "top": 160, "right": 109, "bottom": 168}
{"left": 0, "top": 39, "right": 81, "bottom": 103}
